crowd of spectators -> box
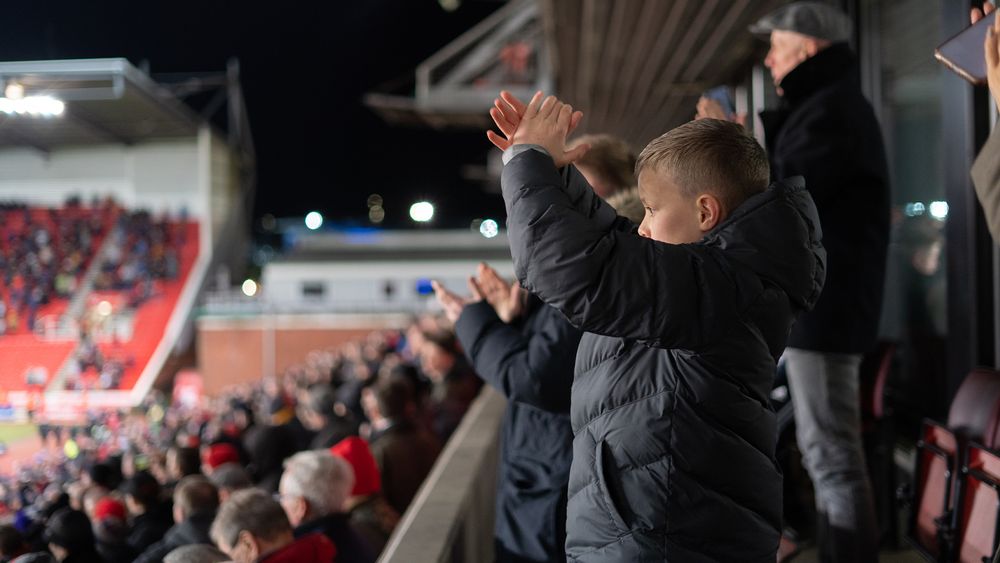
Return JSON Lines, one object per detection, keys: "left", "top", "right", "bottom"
{"left": 0, "top": 200, "right": 114, "bottom": 336}
{"left": 93, "top": 210, "right": 182, "bottom": 308}
{"left": 0, "top": 316, "right": 479, "bottom": 562}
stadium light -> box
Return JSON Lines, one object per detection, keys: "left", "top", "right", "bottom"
{"left": 479, "top": 218, "right": 499, "bottom": 238}
{"left": 0, "top": 95, "right": 65, "bottom": 117}
{"left": 409, "top": 201, "right": 435, "bottom": 223}
{"left": 4, "top": 83, "right": 24, "bottom": 99}
{"left": 929, "top": 201, "right": 949, "bottom": 220}
{"left": 904, "top": 202, "right": 926, "bottom": 217}
{"left": 304, "top": 211, "right": 323, "bottom": 230}
{"left": 242, "top": 279, "right": 258, "bottom": 297}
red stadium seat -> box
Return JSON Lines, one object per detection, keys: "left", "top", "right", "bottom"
{"left": 908, "top": 368, "right": 1000, "bottom": 560}
{"left": 910, "top": 420, "right": 960, "bottom": 559}
{"left": 954, "top": 443, "right": 1000, "bottom": 563}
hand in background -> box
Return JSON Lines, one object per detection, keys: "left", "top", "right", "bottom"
{"left": 474, "top": 263, "right": 527, "bottom": 323}
{"left": 431, "top": 279, "right": 482, "bottom": 323}
{"left": 487, "top": 91, "right": 587, "bottom": 166}
{"left": 972, "top": 2, "right": 996, "bottom": 24}
{"left": 694, "top": 97, "right": 748, "bottom": 126}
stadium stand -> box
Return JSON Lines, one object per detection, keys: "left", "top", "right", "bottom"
{"left": 0, "top": 316, "right": 475, "bottom": 562}
{"left": 0, "top": 200, "right": 199, "bottom": 405}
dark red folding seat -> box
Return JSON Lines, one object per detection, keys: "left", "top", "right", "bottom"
{"left": 909, "top": 368, "right": 1000, "bottom": 559}
{"left": 953, "top": 443, "right": 1000, "bottom": 563}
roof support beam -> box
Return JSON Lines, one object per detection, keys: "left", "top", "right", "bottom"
{"left": 0, "top": 117, "right": 51, "bottom": 156}
{"left": 64, "top": 106, "right": 134, "bottom": 145}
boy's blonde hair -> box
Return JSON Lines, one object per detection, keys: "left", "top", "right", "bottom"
{"left": 635, "top": 119, "right": 769, "bottom": 213}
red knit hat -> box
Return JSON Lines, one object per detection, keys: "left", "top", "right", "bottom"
{"left": 94, "top": 497, "right": 127, "bottom": 522}
{"left": 330, "top": 437, "right": 381, "bottom": 497}
{"left": 202, "top": 443, "right": 240, "bottom": 470}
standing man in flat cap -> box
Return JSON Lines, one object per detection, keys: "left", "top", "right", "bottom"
{"left": 750, "top": 2, "right": 889, "bottom": 562}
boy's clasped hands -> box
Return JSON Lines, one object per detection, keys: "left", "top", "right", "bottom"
{"left": 487, "top": 91, "right": 590, "bottom": 168}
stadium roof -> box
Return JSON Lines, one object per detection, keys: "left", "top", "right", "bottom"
{"left": 366, "top": 0, "right": 787, "bottom": 147}
{"left": 0, "top": 58, "right": 203, "bottom": 151}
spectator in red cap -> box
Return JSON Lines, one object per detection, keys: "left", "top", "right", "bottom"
{"left": 93, "top": 497, "right": 127, "bottom": 522}
{"left": 200, "top": 443, "right": 240, "bottom": 477}
{"left": 330, "top": 437, "right": 399, "bottom": 554}
{"left": 93, "top": 497, "right": 137, "bottom": 563}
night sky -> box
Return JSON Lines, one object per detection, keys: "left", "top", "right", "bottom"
{"left": 2, "top": 0, "right": 507, "bottom": 229}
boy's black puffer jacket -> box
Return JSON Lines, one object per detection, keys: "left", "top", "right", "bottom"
{"left": 501, "top": 149, "right": 825, "bottom": 562}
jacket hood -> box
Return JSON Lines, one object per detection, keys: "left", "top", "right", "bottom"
{"left": 701, "top": 176, "right": 826, "bottom": 311}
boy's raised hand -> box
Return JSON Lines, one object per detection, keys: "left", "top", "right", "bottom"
{"left": 486, "top": 91, "right": 528, "bottom": 151}
{"left": 487, "top": 91, "right": 588, "bottom": 167}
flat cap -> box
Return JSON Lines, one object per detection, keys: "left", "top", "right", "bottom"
{"left": 749, "top": 1, "right": 852, "bottom": 43}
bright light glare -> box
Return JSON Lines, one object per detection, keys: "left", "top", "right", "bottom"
{"left": 4, "top": 84, "right": 24, "bottom": 99}
{"left": 929, "top": 201, "right": 949, "bottom": 220}
{"left": 0, "top": 95, "right": 65, "bottom": 117}
{"left": 304, "top": 211, "right": 323, "bottom": 230}
{"left": 409, "top": 201, "right": 435, "bottom": 223}
{"left": 242, "top": 279, "right": 258, "bottom": 297}
{"left": 904, "top": 202, "right": 926, "bottom": 217}
{"left": 479, "top": 218, "right": 499, "bottom": 238}
{"left": 96, "top": 300, "right": 112, "bottom": 316}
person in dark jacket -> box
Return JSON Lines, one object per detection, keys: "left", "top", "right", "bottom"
{"left": 434, "top": 263, "right": 580, "bottom": 563}
{"left": 243, "top": 424, "right": 298, "bottom": 494}
{"left": 298, "top": 385, "right": 358, "bottom": 450}
{"left": 419, "top": 330, "right": 482, "bottom": 442}
{"left": 749, "top": 3, "right": 889, "bottom": 561}
{"left": 43, "top": 508, "right": 104, "bottom": 563}
{"left": 489, "top": 93, "right": 824, "bottom": 561}
{"left": 123, "top": 471, "right": 174, "bottom": 554}
{"left": 278, "top": 450, "right": 375, "bottom": 563}
{"left": 135, "top": 476, "right": 219, "bottom": 563}
{"left": 362, "top": 375, "right": 441, "bottom": 515}
{"left": 0, "top": 524, "right": 29, "bottom": 563}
